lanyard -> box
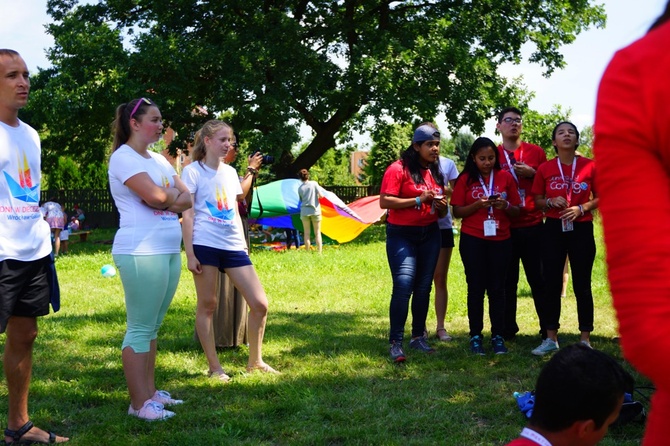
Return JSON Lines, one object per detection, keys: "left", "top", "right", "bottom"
{"left": 478, "top": 173, "right": 494, "bottom": 216}
{"left": 520, "top": 428, "right": 552, "bottom": 446}
{"left": 556, "top": 157, "right": 577, "bottom": 204}
{"left": 502, "top": 149, "right": 519, "bottom": 184}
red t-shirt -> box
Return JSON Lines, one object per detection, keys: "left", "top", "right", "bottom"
{"left": 380, "top": 160, "right": 444, "bottom": 226}
{"left": 498, "top": 142, "right": 547, "bottom": 228}
{"left": 505, "top": 439, "right": 539, "bottom": 446}
{"left": 451, "top": 169, "right": 520, "bottom": 240}
{"left": 594, "top": 19, "right": 670, "bottom": 446}
{"left": 531, "top": 156, "right": 595, "bottom": 222}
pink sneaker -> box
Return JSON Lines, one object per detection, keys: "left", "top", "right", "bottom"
{"left": 128, "top": 399, "right": 175, "bottom": 421}
{"left": 152, "top": 390, "right": 183, "bottom": 406}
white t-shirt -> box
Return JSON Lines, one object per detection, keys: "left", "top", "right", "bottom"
{"left": 181, "top": 161, "right": 247, "bottom": 252}
{"left": 437, "top": 156, "right": 459, "bottom": 230}
{"left": 108, "top": 145, "right": 182, "bottom": 255}
{"left": 0, "top": 120, "right": 51, "bottom": 261}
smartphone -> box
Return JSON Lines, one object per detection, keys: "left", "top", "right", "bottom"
{"left": 488, "top": 194, "right": 500, "bottom": 200}
{"left": 433, "top": 195, "right": 444, "bottom": 200}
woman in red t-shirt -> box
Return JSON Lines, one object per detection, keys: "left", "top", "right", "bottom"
{"left": 451, "top": 137, "right": 520, "bottom": 355}
{"left": 380, "top": 124, "right": 448, "bottom": 363}
{"left": 530, "top": 121, "right": 598, "bottom": 356}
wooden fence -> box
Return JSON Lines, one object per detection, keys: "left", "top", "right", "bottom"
{"left": 42, "top": 185, "right": 380, "bottom": 229}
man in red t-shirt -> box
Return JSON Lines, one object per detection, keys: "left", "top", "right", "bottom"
{"left": 506, "top": 344, "right": 631, "bottom": 446}
{"left": 496, "top": 107, "right": 547, "bottom": 342}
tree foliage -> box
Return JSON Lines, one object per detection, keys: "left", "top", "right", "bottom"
{"left": 29, "top": 0, "right": 605, "bottom": 180}
{"left": 521, "top": 105, "right": 572, "bottom": 155}
{"left": 364, "top": 122, "right": 412, "bottom": 186}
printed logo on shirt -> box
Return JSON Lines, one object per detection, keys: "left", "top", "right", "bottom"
{"left": 205, "top": 184, "right": 235, "bottom": 223}
{"left": 2, "top": 150, "right": 39, "bottom": 204}
{"left": 161, "top": 174, "right": 170, "bottom": 188}
{"left": 470, "top": 187, "right": 507, "bottom": 200}
{"left": 548, "top": 177, "right": 588, "bottom": 194}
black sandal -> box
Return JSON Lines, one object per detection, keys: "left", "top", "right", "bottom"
{"left": 4, "top": 421, "right": 58, "bottom": 444}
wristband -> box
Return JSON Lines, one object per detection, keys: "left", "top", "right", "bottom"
{"left": 578, "top": 204, "right": 584, "bottom": 216}
{"left": 505, "top": 200, "right": 511, "bottom": 210}
{"left": 415, "top": 196, "right": 421, "bottom": 209}
{"left": 247, "top": 167, "right": 258, "bottom": 175}
{"left": 546, "top": 198, "right": 552, "bottom": 208}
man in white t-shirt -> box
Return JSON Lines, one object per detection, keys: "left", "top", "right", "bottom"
{"left": 0, "top": 50, "right": 69, "bottom": 444}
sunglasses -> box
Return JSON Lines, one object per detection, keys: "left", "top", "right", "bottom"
{"left": 129, "top": 97, "right": 152, "bottom": 118}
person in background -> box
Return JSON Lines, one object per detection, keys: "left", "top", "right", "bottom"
{"left": 59, "top": 218, "right": 69, "bottom": 255}
{"left": 531, "top": 122, "right": 598, "bottom": 356}
{"left": 380, "top": 124, "right": 447, "bottom": 362}
{"left": 432, "top": 153, "right": 458, "bottom": 342}
{"left": 72, "top": 204, "right": 85, "bottom": 228}
{"left": 40, "top": 197, "right": 66, "bottom": 257}
{"left": 298, "top": 169, "right": 327, "bottom": 253}
{"left": 495, "top": 107, "right": 547, "bottom": 342}
{"left": 593, "top": 3, "right": 670, "bottom": 443}
{"left": 0, "top": 48, "right": 69, "bottom": 444}
{"left": 451, "top": 137, "right": 520, "bottom": 355}
{"left": 109, "top": 97, "right": 192, "bottom": 420}
{"left": 182, "top": 120, "right": 277, "bottom": 382}
{"left": 506, "top": 343, "right": 632, "bottom": 446}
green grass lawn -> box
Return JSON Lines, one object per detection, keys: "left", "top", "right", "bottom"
{"left": 0, "top": 220, "right": 649, "bottom": 445}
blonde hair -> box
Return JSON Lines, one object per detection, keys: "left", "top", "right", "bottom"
{"left": 191, "top": 120, "right": 232, "bottom": 162}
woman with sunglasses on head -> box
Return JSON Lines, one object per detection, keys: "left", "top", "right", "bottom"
{"left": 181, "top": 120, "right": 277, "bottom": 381}
{"left": 530, "top": 122, "right": 597, "bottom": 356}
{"left": 451, "top": 137, "right": 520, "bottom": 355}
{"left": 380, "top": 123, "right": 448, "bottom": 363}
{"left": 109, "top": 98, "right": 192, "bottom": 420}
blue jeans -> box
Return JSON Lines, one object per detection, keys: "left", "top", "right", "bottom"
{"left": 386, "top": 222, "right": 441, "bottom": 343}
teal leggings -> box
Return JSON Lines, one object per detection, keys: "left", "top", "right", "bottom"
{"left": 113, "top": 254, "right": 181, "bottom": 353}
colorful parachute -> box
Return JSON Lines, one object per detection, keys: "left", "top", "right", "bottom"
{"left": 248, "top": 179, "right": 385, "bottom": 243}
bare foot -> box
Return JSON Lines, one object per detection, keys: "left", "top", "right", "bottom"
{"left": 246, "top": 362, "right": 280, "bottom": 374}
{"left": 4, "top": 421, "right": 69, "bottom": 444}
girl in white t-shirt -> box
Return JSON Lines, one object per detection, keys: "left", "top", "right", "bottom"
{"left": 181, "top": 120, "right": 278, "bottom": 381}
{"left": 108, "top": 98, "right": 192, "bottom": 421}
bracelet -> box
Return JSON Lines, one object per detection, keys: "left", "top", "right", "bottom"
{"left": 415, "top": 196, "right": 421, "bottom": 209}
{"left": 247, "top": 167, "right": 258, "bottom": 175}
{"left": 546, "top": 198, "right": 552, "bottom": 208}
{"left": 578, "top": 204, "right": 584, "bottom": 216}
{"left": 505, "top": 200, "right": 511, "bottom": 210}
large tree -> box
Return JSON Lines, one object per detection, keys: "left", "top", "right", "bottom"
{"left": 29, "top": 0, "right": 605, "bottom": 179}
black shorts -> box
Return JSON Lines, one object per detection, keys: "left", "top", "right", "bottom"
{"left": 0, "top": 255, "right": 51, "bottom": 333}
{"left": 193, "top": 245, "right": 253, "bottom": 271}
{"left": 440, "top": 229, "right": 455, "bottom": 249}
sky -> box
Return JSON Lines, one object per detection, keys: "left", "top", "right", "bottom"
{"left": 1, "top": 0, "right": 668, "bottom": 144}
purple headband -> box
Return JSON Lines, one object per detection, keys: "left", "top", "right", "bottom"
{"left": 129, "top": 97, "right": 152, "bottom": 118}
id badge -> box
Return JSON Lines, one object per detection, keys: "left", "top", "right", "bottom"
{"left": 518, "top": 189, "right": 526, "bottom": 208}
{"left": 561, "top": 219, "right": 574, "bottom": 232}
{"left": 484, "top": 218, "right": 497, "bottom": 237}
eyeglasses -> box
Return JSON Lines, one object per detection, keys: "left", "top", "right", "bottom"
{"left": 502, "top": 117, "right": 522, "bottom": 124}
{"left": 129, "top": 97, "right": 152, "bottom": 119}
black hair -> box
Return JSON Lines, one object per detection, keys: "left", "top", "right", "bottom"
{"left": 530, "top": 343, "right": 633, "bottom": 432}
{"left": 649, "top": 0, "right": 670, "bottom": 31}
{"left": 551, "top": 121, "right": 580, "bottom": 153}
{"left": 400, "top": 142, "right": 444, "bottom": 188}
{"left": 457, "top": 137, "right": 501, "bottom": 184}
{"left": 497, "top": 107, "right": 523, "bottom": 123}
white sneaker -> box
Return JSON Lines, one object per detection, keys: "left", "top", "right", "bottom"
{"left": 580, "top": 340, "right": 593, "bottom": 349}
{"left": 152, "top": 390, "right": 183, "bottom": 406}
{"left": 128, "top": 399, "right": 175, "bottom": 421}
{"left": 531, "top": 338, "right": 559, "bottom": 356}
